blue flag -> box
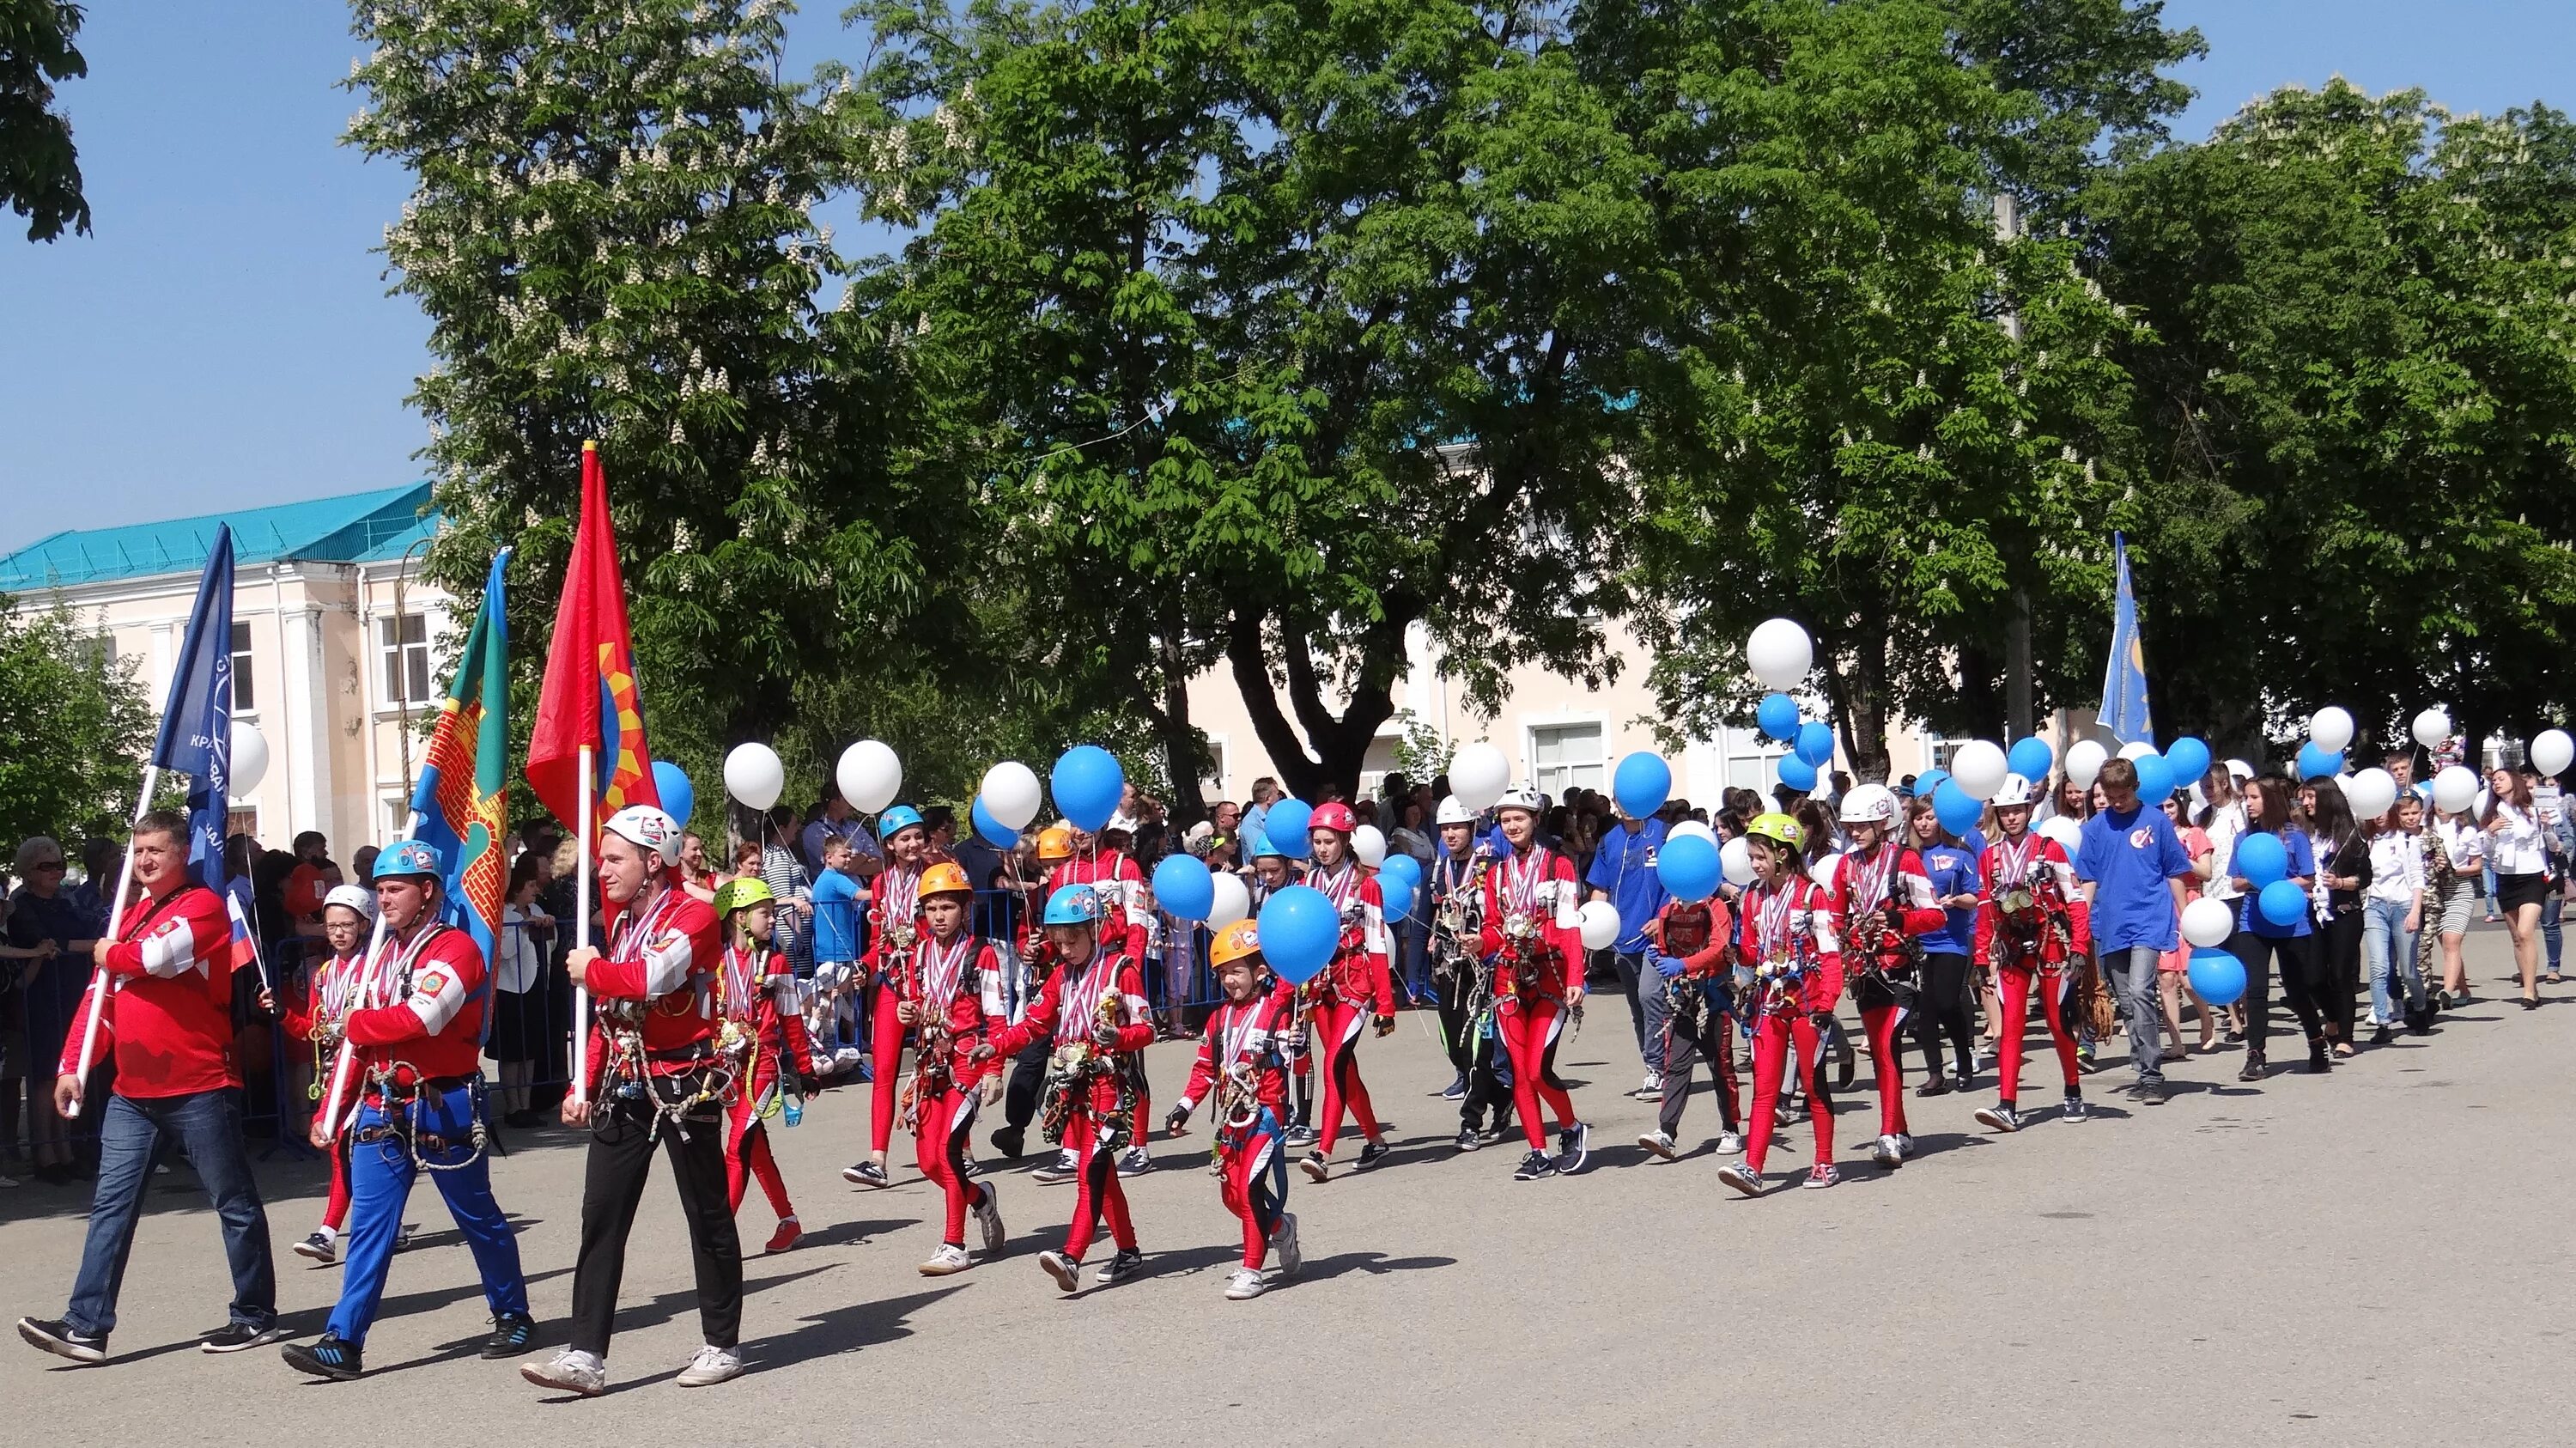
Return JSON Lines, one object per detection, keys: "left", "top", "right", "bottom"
{"left": 154, "top": 526, "right": 239, "bottom": 899}
{"left": 2100, "top": 532, "right": 2156, "bottom": 748}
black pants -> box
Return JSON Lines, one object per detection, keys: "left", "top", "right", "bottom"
{"left": 1002, "top": 1038, "right": 1050, "bottom": 1135}
{"left": 1437, "top": 969, "right": 1512, "bottom": 1132}
{"left": 1656, "top": 1000, "right": 1740, "bottom": 1138}
{"left": 1911, "top": 951, "right": 1978, "bottom": 1079}
{"left": 569, "top": 1096, "right": 743, "bottom": 1357}
{"left": 2229, "top": 930, "right": 2324, "bottom": 1059}
{"left": 2317, "top": 910, "right": 2363, "bottom": 1040}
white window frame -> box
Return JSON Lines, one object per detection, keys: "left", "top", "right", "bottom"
{"left": 377, "top": 611, "right": 436, "bottom": 710}
{"left": 1524, "top": 716, "right": 1608, "bottom": 800}
{"left": 228, "top": 618, "right": 257, "bottom": 715}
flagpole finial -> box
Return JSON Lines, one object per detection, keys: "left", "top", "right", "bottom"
{"left": 583, "top": 439, "right": 598, "bottom": 453}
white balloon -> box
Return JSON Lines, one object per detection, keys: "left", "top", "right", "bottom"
{"left": 1206, "top": 872, "right": 1251, "bottom": 928}
{"left": 1668, "top": 820, "right": 1717, "bottom": 848}
{"left": 2411, "top": 707, "right": 2451, "bottom": 750}
{"left": 837, "top": 739, "right": 902, "bottom": 813}
{"left": 2037, "top": 815, "right": 2084, "bottom": 850}
{"left": 2065, "top": 739, "right": 2108, "bottom": 789}
{"left": 1577, "top": 899, "right": 1622, "bottom": 952}
{"left": 980, "top": 761, "right": 1042, "bottom": 830}
{"left": 1719, "top": 835, "right": 1755, "bottom": 888}
{"left": 1949, "top": 740, "right": 2008, "bottom": 800}
{"left": 1449, "top": 742, "right": 1510, "bottom": 813}
{"left": 2310, "top": 706, "right": 2355, "bottom": 754}
{"left": 2432, "top": 764, "right": 2478, "bottom": 815}
{"left": 2344, "top": 766, "right": 2397, "bottom": 821}
{"left": 1746, "top": 618, "right": 1814, "bottom": 691}
{"left": 228, "top": 722, "right": 269, "bottom": 794}
{"left": 2117, "top": 740, "right": 2156, "bottom": 762}
{"left": 2181, "top": 896, "right": 2234, "bottom": 950}
{"left": 1807, "top": 850, "right": 1843, "bottom": 889}
{"left": 2533, "top": 729, "right": 2575, "bottom": 779}
{"left": 723, "top": 742, "right": 786, "bottom": 812}
{"left": 1352, "top": 824, "right": 1388, "bottom": 868}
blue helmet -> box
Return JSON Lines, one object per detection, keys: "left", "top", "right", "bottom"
{"left": 878, "top": 805, "right": 925, "bottom": 843}
{"left": 376, "top": 839, "right": 444, "bottom": 881}
{"left": 1042, "top": 884, "right": 1102, "bottom": 927}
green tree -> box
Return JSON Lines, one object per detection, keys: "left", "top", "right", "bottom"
{"left": 0, "top": 595, "right": 151, "bottom": 845}
{"left": 1, "top": 0, "right": 88, "bottom": 240}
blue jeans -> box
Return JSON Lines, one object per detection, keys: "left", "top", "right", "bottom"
{"left": 2483, "top": 863, "right": 2501, "bottom": 917}
{"left": 2544, "top": 892, "right": 2565, "bottom": 973}
{"left": 331, "top": 1082, "right": 527, "bottom": 1346}
{"left": 1396, "top": 916, "right": 1433, "bottom": 1004}
{"left": 67, "top": 1088, "right": 275, "bottom": 1338}
{"left": 2361, "top": 897, "right": 2424, "bottom": 1024}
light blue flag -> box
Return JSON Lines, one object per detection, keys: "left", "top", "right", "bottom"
{"left": 2100, "top": 532, "right": 2156, "bottom": 747}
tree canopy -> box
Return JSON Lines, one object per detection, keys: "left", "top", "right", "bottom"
{"left": 2, "top": 0, "right": 89, "bottom": 241}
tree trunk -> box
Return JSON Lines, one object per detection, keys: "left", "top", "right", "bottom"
{"left": 1154, "top": 620, "right": 1209, "bottom": 824}
{"left": 1223, "top": 603, "right": 1405, "bottom": 802}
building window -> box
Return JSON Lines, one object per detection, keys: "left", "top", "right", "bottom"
{"left": 1530, "top": 722, "right": 1606, "bottom": 799}
{"left": 380, "top": 613, "right": 433, "bottom": 707}
{"left": 229, "top": 620, "right": 255, "bottom": 712}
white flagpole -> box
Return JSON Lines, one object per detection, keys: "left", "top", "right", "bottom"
{"left": 573, "top": 743, "right": 593, "bottom": 1104}
{"left": 64, "top": 766, "right": 160, "bottom": 1118}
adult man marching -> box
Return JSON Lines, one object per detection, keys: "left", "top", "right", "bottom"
{"left": 280, "top": 841, "right": 534, "bottom": 1380}
{"left": 521, "top": 806, "right": 742, "bottom": 1396}
{"left": 18, "top": 811, "right": 281, "bottom": 1364}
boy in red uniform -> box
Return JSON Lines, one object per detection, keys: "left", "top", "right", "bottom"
{"left": 1165, "top": 919, "right": 1303, "bottom": 1300}
{"left": 1296, "top": 802, "right": 1394, "bottom": 1182}
{"left": 1479, "top": 788, "right": 1591, "bottom": 1180}
{"left": 284, "top": 884, "right": 374, "bottom": 1265}
{"left": 973, "top": 885, "right": 1154, "bottom": 1293}
{"left": 1636, "top": 893, "right": 1743, "bottom": 1160}
{"left": 522, "top": 806, "right": 742, "bottom": 1397}
{"left": 1716, "top": 813, "right": 1847, "bottom": 1196}
{"left": 1972, "top": 775, "right": 2093, "bottom": 1133}
{"left": 713, "top": 879, "right": 818, "bottom": 1254}
{"left": 1827, "top": 783, "right": 1945, "bottom": 1170}
{"left": 1053, "top": 815, "right": 1155, "bottom": 1173}
{"left": 847, "top": 804, "right": 929, "bottom": 1190}
{"left": 902, "top": 862, "right": 1009, "bottom": 1275}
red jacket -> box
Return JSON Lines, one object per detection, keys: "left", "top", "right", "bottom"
{"left": 1972, "top": 832, "right": 2092, "bottom": 967}
{"left": 1731, "top": 875, "right": 1843, "bottom": 1013}
{"left": 586, "top": 884, "right": 722, "bottom": 1085}
{"left": 719, "top": 945, "right": 818, "bottom": 1084}
{"left": 902, "top": 932, "right": 1006, "bottom": 1087}
{"left": 864, "top": 861, "right": 925, "bottom": 978}
{"left": 1049, "top": 852, "right": 1148, "bottom": 955}
{"left": 1648, "top": 897, "right": 1736, "bottom": 977}
{"left": 1477, "top": 845, "right": 1585, "bottom": 999}
{"left": 59, "top": 883, "right": 238, "bottom": 1098}
{"left": 987, "top": 943, "right": 1155, "bottom": 1101}
{"left": 343, "top": 923, "right": 487, "bottom": 1086}
{"left": 283, "top": 948, "right": 364, "bottom": 1044}
{"left": 1175, "top": 979, "right": 1297, "bottom": 1122}
{"left": 1304, "top": 861, "right": 1394, "bottom": 1013}
{"left": 1829, "top": 844, "right": 1945, "bottom": 969}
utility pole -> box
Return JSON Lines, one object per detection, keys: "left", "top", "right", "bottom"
{"left": 1993, "top": 192, "right": 2036, "bottom": 741}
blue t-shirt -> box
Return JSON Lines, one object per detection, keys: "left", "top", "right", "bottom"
{"left": 2075, "top": 803, "right": 2191, "bottom": 952}
{"left": 1918, "top": 843, "right": 1980, "bottom": 954}
{"left": 1584, "top": 818, "right": 1668, "bottom": 953}
{"left": 811, "top": 866, "right": 860, "bottom": 964}
{"left": 2234, "top": 828, "right": 2317, "bottom": 939}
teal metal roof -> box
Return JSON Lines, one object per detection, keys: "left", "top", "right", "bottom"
{"left": 0, "top": 484, "right": 440, "bottom": 592}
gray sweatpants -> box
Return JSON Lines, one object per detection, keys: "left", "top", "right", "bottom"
{"left": 2107, "top": 944, "right": 2167, "bottom": 1084}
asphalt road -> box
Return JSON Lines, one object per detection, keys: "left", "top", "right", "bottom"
{"left": 3, "top": 924, "right": 2569, "bottom": 1446}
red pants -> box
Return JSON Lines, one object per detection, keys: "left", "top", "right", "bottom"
{"left": 1744, "top": 1012, "right": 1833, "bottom": 1174}
{"left": 1858, "top": 1002, "right": 1911, "bottom": 1138}
{"left": 1218, "top": 1119, "right": 1287, "bottom": 1269}
{"left": 726, "top": 1068, "right": 793, "bottom": 1220}
{"left": 1064, "top": 1113, "right": 1137, "bottom": 1261}
{"left": 914, "top": 1083, "right": 988, "bottom": 1248}
{"left": 866, "top": 979, "right": 904, "bottom": 1155}
{"left": 321, "top": 1133, "right": 351, "bottom": 1231}
{"left": 1996, "top": 964, "right": 2081, "bottom": 1100}
{"left": 1310, "top": 998, "right": 1382, "bottom": 1155}
{"left": 1496, "top": 996, "right": 1577, "bottom": 1151}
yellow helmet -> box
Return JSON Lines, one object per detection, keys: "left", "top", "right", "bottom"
{"left": 1036, "top": 824, "right": 1076, "bottom": 863}
{"left": 1744, "top": 812, "right": 1804, "bottom": 852}
{"left": 1208, "top": 919, "right": 1264, "bottom": 970}
{"left": 918, "top": 861, "right": 972, "bottom": 898}
{"left": 713, "top": 877, "right": 775, "bottom": 916}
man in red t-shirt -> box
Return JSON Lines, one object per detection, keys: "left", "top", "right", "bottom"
{"left": 16, "top": 811, "right": 282, "bottom": 1365}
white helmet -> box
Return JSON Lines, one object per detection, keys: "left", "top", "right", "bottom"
{"left": 1436, "top": 795, "right": 1476, "bottom": 826}
{"left": 2224, "top": 758, "right": 2255, "bottom": 782}
{"left": 323, "top": 884, "right": 376, "bottom": 920}
{"left": 1494, "top": 788, "right": 1542, "bottom": 817}
{"left": 1838, "top": 782, "right": 1896, "bottom": 824}
{"left": 1103, "top": 811, "right": 1141, "bottom": 837}
{"left": 604, "top": 805, "right": 685, "bottom": 864}
{"left": 1989, "top": 773, "right": 2038, "bottom": 808}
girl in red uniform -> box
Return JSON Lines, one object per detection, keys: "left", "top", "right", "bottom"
{"left": 1826, "top": 783, "right": 1945, "bottom": 1170}
{"left": 1052, "top": 817, "right": 1155, "bottom": 1172}
{"left": 1971, "top": 774, "right": 2092, "bottom": 1132}
{"left": 713, "top": 879, "right": 817, "bottom": 1254}
{"left": 1296, "top": 802, "right": 1395, "bottom": 1182}
{"left": 847, "top": 806, "right": 929, "bottom": 1190}
{"left": 902, "top": 862, "right": 1008, "bottom": 1275}
{"left": 1716, "top": 812, "right": 1846, "bottom": 1196}
{"left": 1165, "top": 919, "right": 1304, "bottom": 1299}
{"left": 1479, "top": 789, "right": 1590, "bottom": 1181}
{"left": 286, "top": 885, "right": 374, "bottom": 1264}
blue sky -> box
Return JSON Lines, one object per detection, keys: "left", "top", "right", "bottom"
{"left": 3, "top": 0, "right": 2572, "bottom": 556}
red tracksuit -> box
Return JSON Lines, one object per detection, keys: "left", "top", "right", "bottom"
{"left": 285, "top": 947, "right": 365, "bottom": 1231}
{"left": 1973, "top": 831, "right": 2093, "bottom": 1102}
{"left": 582, "top": 885, "right": 725, "bottom": 1096}
{"left": 1174, "top": 981, "right": 1297, "bottom": 1269}
{"left": 987, "top": 945, "right": 1154, "bottom": 1262}
{"left": 1050, "top": 851, "right": 1154, "bottom": 1141}
{"left": 1303, "top": 861, "right": 1394, "bottom": 1157}
{"left": 862, "top": 862, "right": 924, "bottom": 1156}
{"left": 718, "top": 945, "right": 818, "bottom": 1220}
{"left": 1734, "top": 876, "right": 1844, "bottom": 1175}
{"left": 1830, "top": 843, "right": 1944, "bottom": 1138}
{"left": 1477, "top": 845, "right": 1585, "bottom": 1152}
{"left": 902, "top": 930, "right": 1005, "bottom": 1247}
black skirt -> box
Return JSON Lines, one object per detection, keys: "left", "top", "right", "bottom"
{"left": 2496, "top": 871, "right": 2549, "bottom": 913}
{"left": 488, "top": 986, "right": 551, "bottom": 1064}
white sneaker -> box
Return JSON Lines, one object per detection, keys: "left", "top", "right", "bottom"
{"left": 0, "top": 1173, "right": 17, "bottom": 1189}
{"left": 1634, "top": 1073, "right": 1662, "bottom": 1099}
{"left": 1038, "top": 1249, "right": 1081, "bottom": 1293}
{"left": 1894, "top": 1132, "right": 1916, "bottom": 1159}
{"left": 1716, "top": 1129, "right": 1746, "bottom": 1155}
{"left": 1637, "top": 1129, "right": 1678, "bottom": 1160}
{"left": 1872, "top": 1134, "right": 1904, "bottom": 1169}
{"left": 1224, "top": 1268, "right": 1268, "bottom": 1300}
{"left": 521, "top": 1348, "right": 606, "bottom": 1397}
{"left": 1273, "top": 1212, "right": 1302, "bottom": 1278}
{"left": 918, "top": 1243, "right": 973, "bottom": 1276}
{"left": 675, "top": 1343, "right": 743, "bottom": 1387}
{"left": 973, "top": 1183, "right": 1006, "bottom": 1256}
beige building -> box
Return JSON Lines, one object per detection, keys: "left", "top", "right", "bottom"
{"left": 0, "top": 485, "right": 454, "bottom": 853}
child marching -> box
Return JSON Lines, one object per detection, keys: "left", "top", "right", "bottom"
{"left": 1971, "top": 776, "right": 2092, "bottom": 1132}
{"left": 1636, "top": 893, "right": 1743, "bottom": 1160}
{"left": 902, "top": 863, "right": 1009, "bottom": 1275}
{"left": 284, "top": 884, "right": 377, "bottom": 1266}
{"left": 847, "top": 805, "right": 930, "bottom": 1190}
{"left": 1479, "top": 788, "right": 1591, "bottom": 1180}
{"left": 1716, "top": 813, "right": 1845, "bottom": 1196}
{"left": 1827, "top": 784, "right": 1944, "bottom": 1170}
{"left": 1295, "top": 802, "right": 1395, "bottom": 1182}
{"left": 1427, "top": 796, "right": 1512, "bottom": 1151}
{"left": 1164, "top": 920, "right": 1304, "bottom": 1300}
{"left": 713, "top": 879, "right": 818, "bottom": 1254}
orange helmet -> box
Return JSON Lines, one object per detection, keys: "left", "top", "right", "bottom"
{"left": 1036, "top": 824, "right": 1076, "bottom": 863}
{"left": 919, "top": 861, "right": 972, "bottom": 899}
{"left": 1209, "top": 919, "right": 1264, "bottom": 970}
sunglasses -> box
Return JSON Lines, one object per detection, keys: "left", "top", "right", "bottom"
{"left": 33, "top": 861, "right": 66, "bottom": 872}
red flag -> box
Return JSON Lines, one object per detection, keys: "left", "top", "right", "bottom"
{"left": 526, "top": 441, "right": 661, "bottom": 831}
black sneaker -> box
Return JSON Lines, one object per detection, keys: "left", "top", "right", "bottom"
{"left": 1511, "top": 1150, "right": 1557, "bottom": 1181}
{"left": 2136, "top": 1080, "right": 2168, "bottom": 1105}
{"left": 1553, "top": 1123, "right": 1589, "bottom": 1175}
{"left": 1096, "top": 1248, "right": 1145, "bottom": 1286}
{"left": 281, "top": 1333, "right": 363, "bottom": 1381}
{"left": 199, "top": 1320, "right": 288, "bottom": 1354}
{"left": 1439, "top": 1072, "right": 1467, "bottom": 1101}
{"left": 1951, "top": 1068, "right": 1974, "bottom": 1092}
{"left": 16, "top": 1317, "right": 105, "bottom": 1364}
{"left": 1974, "top": 1101, "right": 2022, "bottom": 1134}
{"left": 1298, "top": 1150, "right": 1330, "bottom": 1183}
{"left": 481, "top": 1311, "right": 538, "bottom": 1360}
{"left": 842, "top": 1159, "right": 891, "bottom": 1189}
{"left": 989, "top": 1124, "right": 1027, "bottom": 1159}
{"left": 1353, "top": 1140, "right": 1390, "bottom": 1171}
{"left": 2061, "top": 1093, "right": 2088, "bottom": 1122}
{"left": 1453, "top": 1126, "right": 1482, "bottom": 1153}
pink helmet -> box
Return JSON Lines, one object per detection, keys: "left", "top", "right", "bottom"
{"left": 1309, "top": 801, "right": 1358, "bottom": 835}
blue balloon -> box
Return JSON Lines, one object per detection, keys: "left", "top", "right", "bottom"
{"left": 1380, "top": 875, "right": 1415, "bottom": 921}
{"left": 2258, "top": 879, "right": 2309, "bottom": 928}
{"left": 1379, "top": 853, "right": 1423, "bottom": 889}
{"left": 1050, "top": 745, "right": 1126, "bottom": 834}
{"left": 1613, "top": 751, "right": 1674, "bottom": 818}
{"left": 1758, "top": 692, "right": 1801, "bottom": 743}
{"left": 2164, "top": 736, "right": 2212, "bottom": 789}
{"left": 1265, "top": 799, "right": 1312, "bottom": 860}
{"left": 1151, "top": 853, "right": 1216, "bottom": 922}
{"left": 653, "top": 760, "right": 694, "bottom": 828}
{"left": 2007, "top": 736, "right": 2055, "bottom": 782}
{"left": 1777, "top": 755, "right": 1819, "bottom": 794}
{"left": 1933, "top": 780, "right": 1983, "bottom": 836}
{"left": 971, "top": 796, "right": 1018, "bottom": 849}
{"left": 2298, "top": 742, "right": 2343, "bottom": 782}
{"left": 2233, "top": 830, "right": 2288, "bottom": 888}
{"left": 1256, "top": 885, "right": 1340, "bottom": 984}
{"left": 1656, "top": 833, "right": 1722, "bottom": 902}
{"left": 1795, "top": 721, "right": 1835, "bottom": 768}
{"left": 2187, "top": 947, "right": 2247, "bottom": 1007}
{"left": 2133, "top": 751, "right": 2173, "bottom": 805}
{"left": 1915, "top": 768, "right": 1951, "bottom": 800}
